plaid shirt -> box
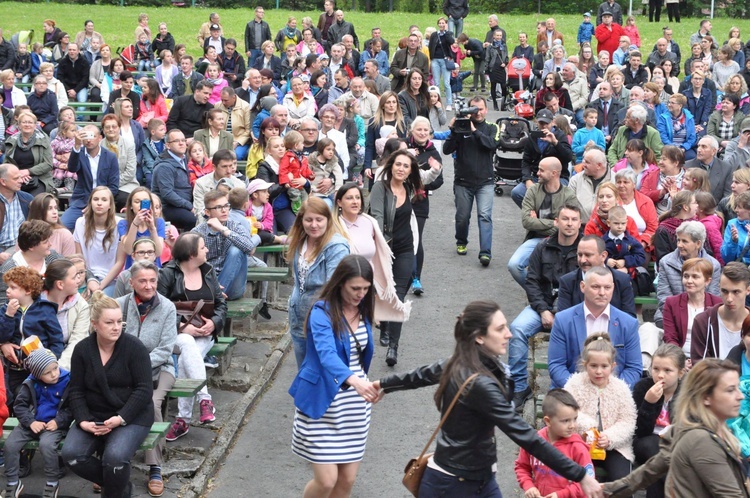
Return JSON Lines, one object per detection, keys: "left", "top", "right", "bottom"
{"left": 191, "top": 219, "right": 257, "bottom": 274}
{"left": 0, "top": 193, "right": 24, "bottom": 248}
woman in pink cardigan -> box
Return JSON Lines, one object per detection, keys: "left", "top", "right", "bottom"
{"left": 138, "top": 79, "right": 168, "bottom": 128}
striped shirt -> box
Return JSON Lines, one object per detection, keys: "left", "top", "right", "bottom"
{"left": 0, "top": 193, "right": 24, "bottom": 248}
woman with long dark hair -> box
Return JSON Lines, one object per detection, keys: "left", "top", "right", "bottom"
{"left": 369, "top": 150, "right": 441, "bottom": 366}
{"left": 374, "top": 300, "right": 602, "bottom": 498}
{"left": 289, "top": 254, "right": 379, "bottom": 498}
{"left": 398, "top": 69, "right": 431, "bottom": 124}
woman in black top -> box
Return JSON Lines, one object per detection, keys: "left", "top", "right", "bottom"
{"left": 374, "top": 300, "right": 603, "bottom": 498}
{"left": 61, "top": 291, "right": 154, "bottom": 498}
{"left": 368, "top": 150, "right": 440, "bottom": 366}
{"left": 398, "top": 69, "right": 431, "bottom": 124}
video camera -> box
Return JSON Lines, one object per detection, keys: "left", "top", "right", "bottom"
{"left": 452, "top": 97, "right": 479, "bottom": 134}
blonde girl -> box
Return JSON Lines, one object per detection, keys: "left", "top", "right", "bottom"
{"left": 73, "top": 186, "right": 125, "bottom": 297}
{"left": 682, "top": 168, "right": 710, "bottom": 193}
{"left": 564, "top": 331, "right": 637, "bottom": 483}
{"left": 718, "top": 167, "right": 750, "bottom": 223}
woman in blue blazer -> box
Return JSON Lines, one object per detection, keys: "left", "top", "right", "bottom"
{"left": 289, "top": 254, "right": 378, "bottom": 497}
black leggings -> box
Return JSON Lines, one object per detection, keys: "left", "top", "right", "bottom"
{"left": 382, "top": 250, "right": 413, "bottom": 348}
{"left": 161, "top": 204, "right": 197, "bottom": 231}
{"left": 634, "top": 435, "right": 665, "bottom": 498}
{"left": 258, "top": 229, "right": 276, "bottom": 245}
{"left": 666, "top": 3, "right": 680, "bottom": 22}
{"left": 490, "top": 72, "right": 507, "bottom": 107}
{"left": 649, "top": 0, "right": 661, "bottom": 22}
{"left": 595, "top": 449, "right": 632, "bottom": 487}
{"left": 415, "top": 215, "right": 427, "bottom": 279}
{"left": 471, "top": 57, "right": 485, "bottom": 90}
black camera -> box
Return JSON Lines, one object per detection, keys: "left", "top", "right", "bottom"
{"left": 452, "top": 97, "right": 479, "bottom": 134}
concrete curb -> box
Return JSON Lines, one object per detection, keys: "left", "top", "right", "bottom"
{"left": 179, "top": 333, "right": 292, "bottom": 498}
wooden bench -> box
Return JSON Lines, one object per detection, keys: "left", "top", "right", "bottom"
{"left": 634, "top": 294, "right": 658, "bottom": 306}
{"left": 0, "top": 418, "right": 170, "bottom": 451}
{"left": 226, "top": 298, "right": 262, "bottom": 320}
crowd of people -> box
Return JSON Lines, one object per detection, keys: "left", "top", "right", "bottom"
{"left": 0, "top": 2, "right": 750, "bottom": 498}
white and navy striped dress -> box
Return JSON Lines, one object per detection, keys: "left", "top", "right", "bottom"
{"left": 292, "top": 320, "right": 372, "bottom": 464}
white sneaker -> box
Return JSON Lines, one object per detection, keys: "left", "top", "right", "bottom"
{"left": 446, "top": 105, "right": 452, "bottom": 111}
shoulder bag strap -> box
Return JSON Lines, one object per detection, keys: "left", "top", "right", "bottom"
{"left": 414, "top": 373, "right": 480, "bottom": 461}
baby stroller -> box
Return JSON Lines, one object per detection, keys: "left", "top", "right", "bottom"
{"left": 501, "top": 57, "right": 533, "bottom": 111}
{"left": 116, "top": 45, "right": 137, "bottom": 71}
{"left": 494, "top": 117, "right": 533, "bottom": 196}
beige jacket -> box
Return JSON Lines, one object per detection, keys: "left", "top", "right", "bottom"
{"left": 215, "top": 97, "right": 252, "bottom": 146}
{"left": 56, "top": 293, "right": 91, "bottom": 371}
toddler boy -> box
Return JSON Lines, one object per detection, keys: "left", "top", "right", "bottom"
{"left": 603, "top": 206, "right": 646, "bottom": 277}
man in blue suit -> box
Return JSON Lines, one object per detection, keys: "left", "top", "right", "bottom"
{"left": 60, "top": 126, "right": 120, "bottom": 230}
{"left": 548, "top": 265, "right": 642, "bottom": 389}
{"left": 557, "top": 235, "right": 636, "bottom": 318}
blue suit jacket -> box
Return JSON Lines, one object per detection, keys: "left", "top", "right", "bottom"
{"left": 548, "top": 303, "right": 642, "bottom": 390}
{"left": 67, "top": 147, "right": 119, "bottom": 210}
{"left": 288, "top": 301, "right": 374, "bottom": 419}
{"left": 557, "top": 267, "right": 637, "bottom": 318}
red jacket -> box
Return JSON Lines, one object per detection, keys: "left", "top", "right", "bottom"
{"left": 629, "top": 190, "right": 658, "bottom": 248}
{"left": 663, "top": 292, "right": 723, "bottom": 348}
{"left": 595, "top": 23, "right": 625, "bottom": 62}
{"left": 699, "top": 214, "right": 725, "bottom": 265}
{"left": 584, "top": 208, "right": 639, "bottom": 238}
{"left": 515, "top": 426, "right": 592, "bottom": 498}
{"left": 279, "top": 150, "right": 314, "bottom": 186}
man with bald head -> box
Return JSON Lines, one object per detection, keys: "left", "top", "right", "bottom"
{"left": 570, "top": 148, "right": 615, "bottom": 222}
{"left": 61, "top": 126, "right": 120, "bottom": 229}
{"left": 647, "top": 38, "right": 676, "bottom": 73}
{"left": 508, "top": 157, "right": 579, "bottom": 289}
{"left": 0, "top": 164, "right": 33, "bottom": 263}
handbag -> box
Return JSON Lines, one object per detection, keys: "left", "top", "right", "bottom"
{"left": 402, "top": 373, "right": 479, "bottom": 497}
{"left": 174, "top": 299, "right": 215, "bottom": 332}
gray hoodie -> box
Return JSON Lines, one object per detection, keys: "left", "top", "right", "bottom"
{"left": 117, "top": 292, "right": 177, "bottom": 377}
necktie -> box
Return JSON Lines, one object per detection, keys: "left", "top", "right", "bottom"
{"left": 602, "top": 101, "right": 609, "bottom": 125}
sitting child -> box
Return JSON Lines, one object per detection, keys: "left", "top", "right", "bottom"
{"left": 722, "top": 191, "right": 750, "bottom": 265}
{"left": 515, "top": 389, "right": 594, "bottom": 498}
{"left": 682, "top": 167, "right": 711, "bottom": 193}
{"left": 0, "top": 267, "right": 64, "bottom": 404}
{"left": 308, "top": 138, "right": 343, "bottom": 208}
{"left": 279, "top": 131, "right": 314, "bottom": 213}
{"left": 694, "top": 191, "right": 724, "bottom": 265}
{"left": 187, "top": 141, "right": 214, "bottom": 187}
{"left": 572, "top": 108, "right": 606, "bottom": 164}
{"left": 142, "top": 118, "right": 166, "bottom": 187}
{"left": 246, "top": 179, "right": 286, "bottom": 244}
{"left": 603, "top": 206, "right": 646, "bottom": 280}
{"left": 135, "top": 32, "right": 155, "bottom": 71}
{"left": 50, "top": 121, "right": 78, "bottom": 191}
{"left": 4, "top": 348, "right": 71, "bottom": 498}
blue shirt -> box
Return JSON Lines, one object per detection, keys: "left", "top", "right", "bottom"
{"left": 117, "top": 217, "right": 166, "bottom": 269}
{"left": 0, "top": 193, "right": 23, "bottom": 248}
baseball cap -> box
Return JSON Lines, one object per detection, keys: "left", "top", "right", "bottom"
{"left": 584, "top": 12, "right": 591, "bottom": 17}
{"left": 319, "top": 53, "right": 330, "bottom": 60}
{"left": 601, "top": 10, "right": 613, "bottom": 16}
{"left": 210, "top": 23, "right": 220, "bottom": 31}
{"left": 428, "top": 85, "right": 441, "bottom": 94}
{"left": 536, "top": 109, "right": 554, "bottom": 124}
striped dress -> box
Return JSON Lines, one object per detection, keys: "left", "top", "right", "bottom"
{"left": 291, "top": 321, "right": 372, "bottom": 464}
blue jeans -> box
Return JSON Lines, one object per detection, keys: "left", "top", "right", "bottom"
{"left": 235, "top": 143, "right": 250, "bottom": 161}
{"left": 61, "top": 204, "right": 83, "bottom": 230}
{"left": 248, "top": 49, "right": 261, "bottom": 68}
{"left": 454, "top": 183, "right": 494, "bottom": 258}
{"left": 574, "top": 108, "right": 585, "bottom": 128}
{"left": 508, "top": 305, "right": 543, "bottom": 393}
{"left": 447, "top": 17, "right": 464, "bottom": 38}
{"left": 62, "top": 423, "right": 150, "bottom": 498}
{"left": 431, "top": 58, "right": 453, "bottom": 106}
{"left": 507, "top": 237, "right": 543, "bottom": 289}
{"left": 75, "top": 87, "right": 88, "bottom": 120}
{"left": 419, "top": 467, "right": 501, "bottom": 498}
{"left": 218, "top": 244, "right": 254, "bottom": 301}
{"left": 291, "top": 331, "right": 306, "bottom": 369}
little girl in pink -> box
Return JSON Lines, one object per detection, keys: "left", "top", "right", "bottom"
{"left": 50, "top": 121, "right": 78, "bottom": 191}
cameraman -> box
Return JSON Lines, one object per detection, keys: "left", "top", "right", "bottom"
{"left": 443, "top": 96, "right": 501, "bottom": 267}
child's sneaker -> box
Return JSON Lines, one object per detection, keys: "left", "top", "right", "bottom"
{"left": 203, "top": 355, "right": 219, "bottom": 369}
{"left": 165, "top": 418, "right": 189, "bottom": 441}
{"left": 43, "top": 482, "right": 59, "bottom": 498}
{"left": 5, "top": 481, "right": 23, "bottom": 498}
{"left": 199, "top": 399, "right": 216, "bottom": 424}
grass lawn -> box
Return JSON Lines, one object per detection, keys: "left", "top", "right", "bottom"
{"left": 0, "top": 3, "right": 739, "bottom": 62}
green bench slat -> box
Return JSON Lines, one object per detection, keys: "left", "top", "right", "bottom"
{"left": 634, "top": 295, "right": 658, "bottom": 306}
{"left": 217, "top": 336, "right": 237, "bottom": 347}
{"left": 247, "top": 267, "right": 289, "bottom": 282}
{"left": 0, "top": 420, "right": 170, "bottom": 451}
{"left": 207, "top": 336, "right": 238, "bottom": 357}
{"left": 169, "top": 378, "right": 208, "bottom": 397}
{"left": 226, "top": 298, "right": 261, "bottom": 319}
{"left": 254, "top": 245, "right": 286, "bottom": 254}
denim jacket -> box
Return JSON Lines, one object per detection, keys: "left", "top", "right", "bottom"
{"left": 288, "top": 234, "right": 349, "bottom": 339}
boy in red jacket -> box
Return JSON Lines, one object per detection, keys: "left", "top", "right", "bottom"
{"left": 279, "top": 130, "right": 314, "bottom": 213}
{"left": 515, "top": 389, "right": 594, "bottom": 498}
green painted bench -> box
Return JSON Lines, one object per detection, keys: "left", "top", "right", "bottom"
{"left": 226, "top": 298, "right": 262, "bottom": 320}
{"left": 247, "top": 266, "right": 290, "bottom": 282}
{"left": 0, "top": 418, "right": 170, "bottom": 451}
{"left": 634, "top": 295, "right": 658, "bottom": 306}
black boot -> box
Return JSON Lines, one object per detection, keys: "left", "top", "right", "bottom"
{"left": 386, "top": 346, "right": 398, "bottom": 366}
{"left": 386, "top": 327, "right": 400, "bottom": 366}
{"left": 258, "top": 302, "right": 272, "bottom": 320}
{"left": 379, "top": 322, "right": 389, "bottom": 347}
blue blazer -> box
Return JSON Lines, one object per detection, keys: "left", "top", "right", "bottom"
{"left": 289, "top": 301, "right": 374, "bottom": 420}
{"left": 548, "top": 303, "right": 642, "bottom": 390}
{"left": 557, "top": 268, "right": 637, "bottom": 318}
{"left": 67, "top": 147, "right": 120, "bottom": 210}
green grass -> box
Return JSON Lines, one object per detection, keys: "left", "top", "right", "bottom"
{"left": 0, "top": 2, "right": 739, "bottom": 62}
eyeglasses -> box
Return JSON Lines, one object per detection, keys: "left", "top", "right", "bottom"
{"left": 207, "top": 204, "right": 231, "bottom": 211}
{"left": 168, "top": 139, "right": 187, "bottom": 144}
{"left": 300, "top": 128, "right": 318, "bottom": 132}
{"left": 134, "top": 250, "right": 156, "bottom": 257}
